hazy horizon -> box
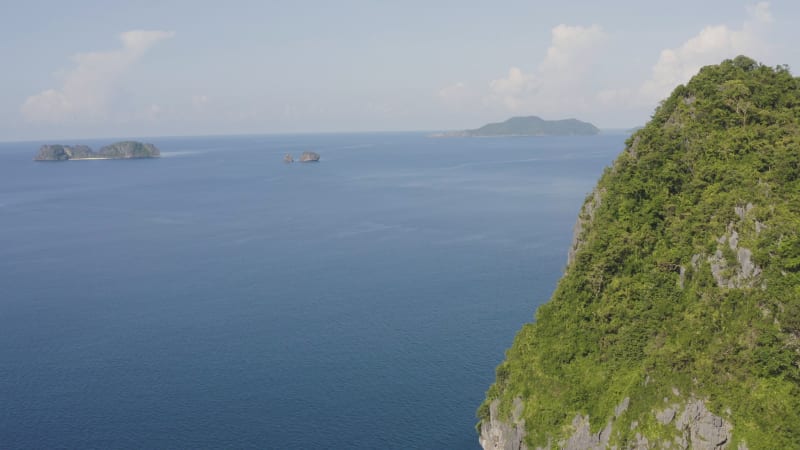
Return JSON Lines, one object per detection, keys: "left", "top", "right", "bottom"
{"left": 3, "top": 1, "right": 799, "bottom": 140}
{"left": 0, "top": 122, "right": 636, "bottom": 145}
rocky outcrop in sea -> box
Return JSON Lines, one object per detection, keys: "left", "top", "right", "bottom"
{"left": 34, "top": 141, "right": 160, "bottom": 161}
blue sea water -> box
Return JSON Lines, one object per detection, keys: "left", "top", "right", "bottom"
{"left": 0, "top": 132, "right": 623, "bottom": 449}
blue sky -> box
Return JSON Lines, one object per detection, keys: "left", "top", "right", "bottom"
{"left": 2, "top": 0, "right": 799, "bottom": 140}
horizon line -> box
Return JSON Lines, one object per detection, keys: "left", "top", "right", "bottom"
{"left": 0, "top": 127, "right": 638, "bottom": 145}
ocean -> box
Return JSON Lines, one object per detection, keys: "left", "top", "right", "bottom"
{"left": 0, "top": 132, "right": 623, "bottom": 449}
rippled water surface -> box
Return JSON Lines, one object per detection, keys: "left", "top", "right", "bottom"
{"left": 0, "top": 132, "right": 624, "bottom": 449}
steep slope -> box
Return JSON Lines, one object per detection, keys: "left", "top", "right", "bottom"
{"left": 478, "top": 56, "right": 800, "bottom": 449}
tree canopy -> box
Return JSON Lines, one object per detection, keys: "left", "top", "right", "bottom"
{"left": 480, "top": 56, "right": 800, "bottom": 448}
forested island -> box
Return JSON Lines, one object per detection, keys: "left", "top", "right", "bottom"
{"left": 435, "top": 115, "right": 599, "bottom": 137}
{"left": 479, "top": 56, "right": 800, "bottom": 449}
{"left": 34, "top": 141, "right": 160, "bottom": 161}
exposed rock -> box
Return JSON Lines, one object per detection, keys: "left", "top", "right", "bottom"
{"left": 634, "top": 433, "right": 651, "bottom": 449}
{"left": 299, "top": 151, "right": 320, "bottom": 162}
{"left": 555, "top": 398, "right": 629, "bottom": 450}
{"left": 627, "top": 134, "right": 642, "bottom": 159}
{"left": 728, "top": 228, "right": 739, "bottom": 250}
{"left": 480, "top": 396, "right": 744, "bottom": 450}
{"left": 650, "top": 398, "right": 743, "bottom": 450}
{"left": 674, "top": 399, "right": 734, "bottom": 450}
{"left": 567, "top": 188, "right": 604, "bottom": 268}
{"left": 615, "top": 397, "right": 631, "bottom": 417}
{"left": 479, "top": 398, "right": 527, "bottom": 450}
{"left": 283, "top": 153, "right": 294, "bottom": 163}
{"left": 734, "top": 203, "right": 753, "bottom": 221}
{"left": 560, "top": 414, "right": 611, "bottom": 450}
{"left": 679, "top": 266, "right": 686, "bottom": 289}
{"left": 657, "top": 406, "right": 678, "bottom": 425}
{"left": 708, "top": 223, "right": 762, "bottom": 289}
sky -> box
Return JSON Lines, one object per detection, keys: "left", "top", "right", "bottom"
{"left": 2, "top": 0, "right": 800, "bottom": 140}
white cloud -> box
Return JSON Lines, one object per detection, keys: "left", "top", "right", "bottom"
{"left": 438, "top": 82, "right": 467, "bottom": 100}
{"left": 21, "top": 30, "right": 175, "bottom": 123}
{"left": 602, "top": 2, "right": 773, "bottom": 107}
{"left": 488, "top": 67, "right": 538, "bottom": 110}
{"left": 437, "top": 81, "right": 483, "bottom": 111}
{"left": 486, "top": 24, "right": 606, "bottom": 115}
{"left": 540, "top": 24, "right": 606, "bottom": 73}
{"left": 747, "top": 1, "right": 773, "bottom": 24}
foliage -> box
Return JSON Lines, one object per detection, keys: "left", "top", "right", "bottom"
{"left": 479, "top": 56, "right": 800, "bottom": 448}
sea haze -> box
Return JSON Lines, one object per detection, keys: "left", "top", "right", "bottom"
{"left": 0, "top": 132, "right": 623, "bottom": 449}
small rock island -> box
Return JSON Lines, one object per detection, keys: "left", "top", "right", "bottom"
{"left": 34, "top": 141, "right": 161, "bottom": 161}
{"left": 299, "top": 151, "right": 320, "bottom": 162}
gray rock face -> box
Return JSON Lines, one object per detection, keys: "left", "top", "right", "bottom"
{"left": 561, "top": 414, "right": 612, "bottom": 450}
{"left": 675, "top": 399, "right": 734, "bottom": 450}
{"left": 656, "top": 406, "right": 677, "bottom": 425}
{"left": 567, "top": 188, "right": 604, "bottom": 268}
{"left": 299, "top": 151, "right": 320, "bottom": 162}
{"left": 557, "top": 398, "right": 628, "bottom": 450}
{"left": 283, "top": 153, "right": 294, "bottom": 163}
{"left": 657, "top": 398, "right": 740, "bottom": 450}
{"left": 479, "top": 397, "right": 633, "bottom": 450}
{"left": 481, "top": 396, "right": 746, "bottom": 450}
{"left": 708, "top": 222, "right": 762, "bottom": 289}
{"left": 479, "top": 398, "right": 527, "bottom": 450}
{"left": 734, "top": 203, "right": 753, "bottom": 221}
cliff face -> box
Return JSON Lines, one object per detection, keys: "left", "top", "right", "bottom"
{"left": 479, "top": 56, "right": 800, "bottom": 449}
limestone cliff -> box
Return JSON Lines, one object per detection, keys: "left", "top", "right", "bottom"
{"left": 479, "top": 56, "right": 800, "bottom": 449}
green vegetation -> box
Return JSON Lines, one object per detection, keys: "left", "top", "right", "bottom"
{"left": 96, "top": 141, "right": 160, "bottom": 158}
{"left": 34, "top": 141, "right": 160, "bottom": 160}
{"left": 479, "top": 56, "right": 800, "bottom": 448}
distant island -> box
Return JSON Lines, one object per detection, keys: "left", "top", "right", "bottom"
{"left": 299, "top": 151, "right": 320, "bottom": 162}
{"left": 434, "top": 115, "right": 600, "bottom": 137}
{"left": 34, "top": 141, "right": 161, "bottom": 161}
